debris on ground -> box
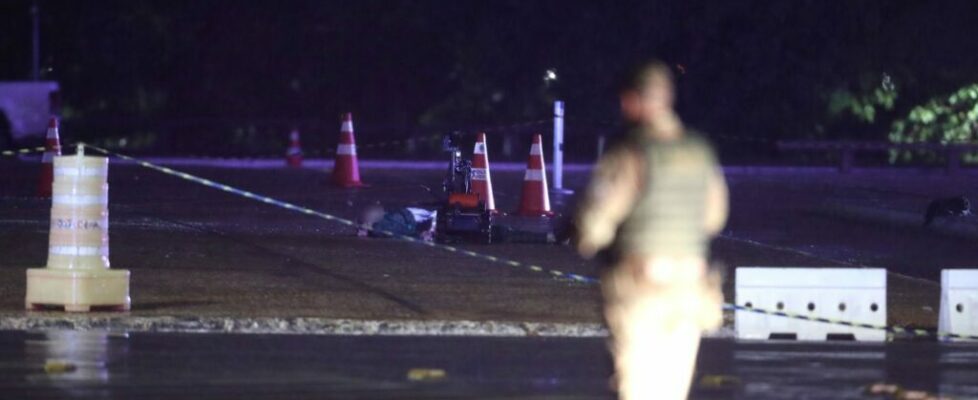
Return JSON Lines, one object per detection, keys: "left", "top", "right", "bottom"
{"left": 406, "top": 368, "right": 447, "bottom": 382}
{"left": 697, "top": 374, "right": 742, "bottom": 389}
{"left": 358, "top": 205, "right": 437, "bottom": 241}
{"left": 43, "top": 360, "right": 77, "bottom": 374}
{"left": 864, "top": 382, "right": 952, "bottom": 400}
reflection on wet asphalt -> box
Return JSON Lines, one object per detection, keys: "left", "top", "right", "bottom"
{"left": 1, "top": 330, "right": 977, "bottom": 399}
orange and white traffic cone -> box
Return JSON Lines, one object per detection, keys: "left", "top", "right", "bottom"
{"left": 517, "top": 134, "right": 554, "bottom": 217}
{"left": 331, "top": 112, "right": 364, "bottom": 187}
{"left": 37, "top": 116, "right": 62, "bottom": 197}
{"left": 471, "top": 133, "right": 496, "bottom": 212}
{"left": 285, "top": 128, "right": 303, "bottom": 168}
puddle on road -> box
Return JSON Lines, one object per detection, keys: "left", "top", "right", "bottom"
{"left": 24, "top": 330, "right": 127, "bottom": 384}
{"left": 6, "top": 331, "right": 978, "bottom": 399}
{"left": 723, "top": 342, "right": 978, "bottom": 400}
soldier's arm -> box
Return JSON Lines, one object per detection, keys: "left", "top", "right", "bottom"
{"left": 703, "top": 159, "right": 728, "bottom": 236}
{"left": 574, "top": 146, "right": 641, "bottom": 259}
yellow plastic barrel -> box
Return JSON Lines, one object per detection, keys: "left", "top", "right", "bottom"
{"left": 26, "top": 149, "right": 130, "bottom": 312}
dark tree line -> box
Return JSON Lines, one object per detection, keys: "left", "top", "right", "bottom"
{"left": 2, "top": 0, "right": 978, "bottom": 157}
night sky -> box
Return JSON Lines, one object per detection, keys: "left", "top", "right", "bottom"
{"left": 2, "top": 1, "right": 978, "bottom": 159}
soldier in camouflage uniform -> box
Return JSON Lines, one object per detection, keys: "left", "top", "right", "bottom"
{"left": 575, "top": 62, "right": 728, "bottom": 400}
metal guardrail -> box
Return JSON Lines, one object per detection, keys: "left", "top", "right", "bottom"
{"left": 777, "top": 140, "right": 978, "bottom": 174}
{"left": 777, "top": 140, "right": 978, "bottom": 151}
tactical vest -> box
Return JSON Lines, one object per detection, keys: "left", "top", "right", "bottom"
{"left": 616, "top": 131, "right": 716, "bottom": 258}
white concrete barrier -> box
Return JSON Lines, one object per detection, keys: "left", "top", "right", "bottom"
{"left": 735, "top": 267, "right": 887, "bottom": 341}
{"left": 939, "top": 269, "right": 978, "bottom": 341}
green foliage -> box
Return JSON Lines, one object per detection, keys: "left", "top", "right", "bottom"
{"left": 827, "top": 74, "right": 897, "bottom": 124}
{"left": 888, "top": 83, "right": 978, "bottom": 162}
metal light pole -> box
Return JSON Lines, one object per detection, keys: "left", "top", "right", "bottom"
{"left": 31, "top": 0, "right": 40, "bottom": 81}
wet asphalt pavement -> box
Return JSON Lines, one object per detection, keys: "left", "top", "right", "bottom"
{"left": 4, "top": 156, "right": 978, "bottom": 398}
{"left": 2, "top": 330, "right": 978, "bottom": 400}
{"left": 2, "top": 158, "right": 978, "bottom": 328}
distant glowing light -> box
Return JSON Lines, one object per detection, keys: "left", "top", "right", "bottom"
{"left": 676, "top": 64, "right": 686, "bottom": 75}
{"left": 544, "top": 69, "right": 558, "bottom": 83}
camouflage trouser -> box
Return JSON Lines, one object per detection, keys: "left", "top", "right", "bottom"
{"left": 602, "top": 256, "right": 722, "bottom": 400}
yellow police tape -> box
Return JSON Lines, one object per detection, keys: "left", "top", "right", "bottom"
{"left": 80, "top": 143, "right": 978, "bottom": 341}
{"left": 0, "top": 146, "right": 46, "bottom": 157}
{"left": 82, "top": 143, "right": 595, "bottom": 285}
